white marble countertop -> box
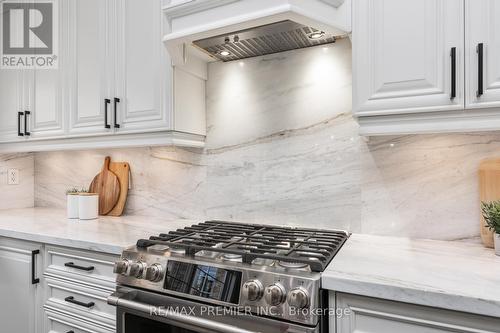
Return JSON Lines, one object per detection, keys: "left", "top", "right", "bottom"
{"left": 2, "top": 208, "right": 499, "bottom": 317}
{"left": 0, "top": 207, "right": 195, "bottom": 254}
{"left": 322, "top": 234, "right": 500, "bottom": 317}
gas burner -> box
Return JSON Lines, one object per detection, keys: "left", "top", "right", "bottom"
{"left": 221, "top": 253, "right": 243, "bottom": 262}
{"left": 146, "top": 244, "right": 170, "bottom": 252}
{"left": 278, "top": 261, "right": 309, "bottom": 269}
{"left": 252, "top": 257, "right": 275, "bottom": 266}
{"left": 169, "top": 247, "right": 186, "bottom": 254}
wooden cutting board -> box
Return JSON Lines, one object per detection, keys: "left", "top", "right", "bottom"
{"left": 89, "top": 157, "right": 121, "bottom": 215}
{"left": 478, "top": 159, "right": 500, "bottom": 248}
{"left": 108, "top": 161, "right": 130, "bottom": 216}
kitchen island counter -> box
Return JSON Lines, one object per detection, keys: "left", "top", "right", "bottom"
{"left": 322, "top": 233, "right": 500, "bottom": 318}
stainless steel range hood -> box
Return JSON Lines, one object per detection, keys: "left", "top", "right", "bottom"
{"left": 192, "top": 20, "right": 337, "bottom": 62}
{"left": 163, "top": 0, "right": 351, "bottom": 66}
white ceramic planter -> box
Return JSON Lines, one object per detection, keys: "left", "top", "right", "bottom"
{"left": 78, "top": 193, "right": 99, "bottom": 220}
{"left": 66, "top": 194, "right": 79, "bottom": 219}
{"left": 495, "top": 233, "right": 500, "bottom": 256}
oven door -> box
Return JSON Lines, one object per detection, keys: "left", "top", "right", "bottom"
{"left": 109, "top": 287, "right": 320, "bottom": 333}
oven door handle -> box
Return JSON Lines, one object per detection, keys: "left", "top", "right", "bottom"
{"left": 108, "top": 291, "right": 261, "bottom": 333}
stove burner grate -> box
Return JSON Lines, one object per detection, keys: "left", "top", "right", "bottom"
{"left": 136, "top": 220, "right": 349, "bottom": 272}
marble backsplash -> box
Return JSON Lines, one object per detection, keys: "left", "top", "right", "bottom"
{"left": 33, "top": 39, "right": 500, "bottom": 240}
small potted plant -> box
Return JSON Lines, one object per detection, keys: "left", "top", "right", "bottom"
{"left": 66, "top": 187, "right": 80, "bottom": 219}
{"left": 481, "top": 201, "right": 500, "bottom": 256}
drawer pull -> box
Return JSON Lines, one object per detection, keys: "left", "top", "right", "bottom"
{"left": 66, "top": 331, "right": 75, "bottom": 333}
{"left": 64, "top": 262, "right": 95, "bottom": 271}
{"left": 65, "top": 296, "right": 95, "bottom": 308}
{"left": 31, "top": 250, "right": 40, "bottom": 284}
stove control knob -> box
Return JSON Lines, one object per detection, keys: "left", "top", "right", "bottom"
{"left": 145, "top": 264, "right": 164, "bottom": 282}
{"left": 129, "top": 261, "right": 147, "bottom": 278}
{"left": 242, "top": 280, "right": 264, "bottom": 301}
{"left": 113, "top": 260, "right": 129, "bottom": 275}
{"left": 264, "top": 283, "right": 286, "bottom": 306}
{"left": 287, "top": 287, "right": 310, "bottom": 309}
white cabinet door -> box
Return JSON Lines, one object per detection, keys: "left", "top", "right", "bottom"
{"left": 465, "top": 0, "right": 500, "bottom": 109}
{"left": 113, "top": 0, "right": 171, "bottom": 132}
{"left": 336, "top": 293, "right": 500, "bottom": 333}
{"left": 353, "top": 0, "right": 464, "bottom": 116}
{"left": 25, "top": 69, "right": 65, "bottom": 139}
{"left": 24, "top": 0, "right": 66, "bottom": 139}
{"left": 0, "top": 70, "right": 24, "bottom": 141}
{"left": 0, "top": 238, "right": 43, "bottom": 333}
{"left": 67, "top": 0, "right": 113, "bottom": 136}
{"left": 0, "top": 2, "right": 24, "bottom": 142}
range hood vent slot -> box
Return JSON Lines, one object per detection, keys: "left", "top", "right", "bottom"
{"left": 193, "top": 20, "right": 337, "bottom": 62}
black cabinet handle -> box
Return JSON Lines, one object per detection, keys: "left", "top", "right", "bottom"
{"left": 31, "top": 250, "right": 40, "bottom": 284}
{"left": 17, "top": 112, "right": 24, "bottom": 137}
{"left": 114, "top": 97, "right": 120, "bottom": 128}
{"left": 66, "top": 331, "right": 75, "bottom": 333}
{"left": 450, "top": 47, "right": 456, "bottom": 100}
{"left": 24, "top": 111, "right": 30, "bottom": 136}
{"left": 477, "top": 43, "right": 484, "bottom": 97}
{"left": 104, "top": 98, "right": 111, "bottom": 129}
{"left": 64, "top": 296, "right": 95, "bottom": 308}
{"left": 64, "top": 262, "right": 95, "bottom": 272}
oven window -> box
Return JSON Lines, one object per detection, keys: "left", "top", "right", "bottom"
{"left": 164, "top": 261, "right": 242, "bottom": 304}
{"left": 125, "top": 313, "right": 199, "bottom": 333}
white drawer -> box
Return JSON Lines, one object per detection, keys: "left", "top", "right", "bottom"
{"left": 45, "top": 308, "right": 114, "bottom": 333}
{"left": 44, "top": 277, "right": 116, "bottom": 330}
{"left": 44, "top": 245, "right": 119, "bottom": 291}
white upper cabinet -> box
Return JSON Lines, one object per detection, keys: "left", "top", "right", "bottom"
{"left": 0, "top": 1, "right": 64, "bottom": 141}
{"left": 353, "top": 0, "right": 464, "bottom": 117}
{"left": 113, "top": 0, "right": 170, "bottom": 133}
{"left": 67, "top": 0, "right": 113, "bottom": 136}
{"left": 0, "top": 0, "right": 205, "bottom": 152}
{"left": 465, "top": 0, "right": 500, "bottom": 109}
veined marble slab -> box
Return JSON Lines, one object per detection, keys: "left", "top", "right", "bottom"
{"left": 322, "top": 234, "right": 500, "bottom": 317}
{"left": 0, "top": 207, "right": 195, "bottom": 254}
{"left": 33, "top": 38, "right": 500, "bottom": 241}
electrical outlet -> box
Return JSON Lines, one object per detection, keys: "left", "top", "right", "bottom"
{"left": 7, "top": 169, "right": 19, "bottom": 185}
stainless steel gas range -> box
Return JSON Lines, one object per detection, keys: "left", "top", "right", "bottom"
{"left": 108, "top": 220, "right": 349, "bottom": 333}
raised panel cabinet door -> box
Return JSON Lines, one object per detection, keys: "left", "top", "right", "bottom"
{"left": 0, "top": 3, "right": 25, "bottom": 143}
{"left": 0, "top": 238, "right": 43, "bottom": 333}
{"left": 67, "top": 0, "right": 113, "bottom": 136}
{"left": 353, "top": 0, "right": 464, "bottom": 116}
{"left": 24, "top": 0, "right": 65, "bottom": 139}
{"left": 465, "top": 0, "right": 500, "bottom": 108}
{"left": 0, "top": 70, "right": 23, "bottom": 142}
{"left": 112, "top": 0, "right": 171, "bottom": 132}
{"left": 336, "top": 293, "right": 500, "bottom": 333}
